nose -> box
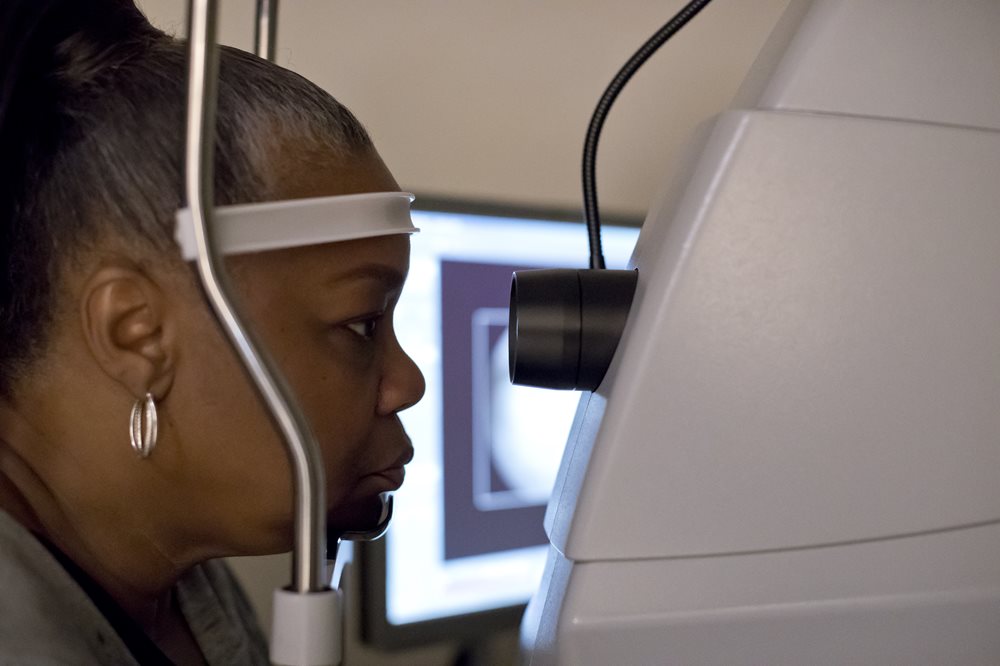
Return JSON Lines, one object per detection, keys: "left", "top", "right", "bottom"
{"left": 377, "top": 336, "right": 425, "bottom": 416}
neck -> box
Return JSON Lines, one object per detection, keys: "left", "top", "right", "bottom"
{"left": 0, "top": 404, "right": 187, "bottom": 630}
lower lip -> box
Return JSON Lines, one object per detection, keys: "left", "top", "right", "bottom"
{"left": 370, "top": 466, "right": 405, "bottom": 490}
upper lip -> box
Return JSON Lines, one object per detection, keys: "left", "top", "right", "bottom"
{"left": 380, "top": 437, "right": 414, "bottom": 473}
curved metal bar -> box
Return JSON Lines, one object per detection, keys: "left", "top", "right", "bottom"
{"left": 254, "top": 0, "right": 278, "bottom": 61}
{"left": 184, "top": 0, "right": 327, "bottom": 594}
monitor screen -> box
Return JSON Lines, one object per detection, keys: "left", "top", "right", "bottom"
{"left": 360, "top": 202, "right": 640, "bottom": 647}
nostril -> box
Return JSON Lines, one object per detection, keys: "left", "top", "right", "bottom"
{"left": 396, "top": 398, "right": 418, "bottom": 413}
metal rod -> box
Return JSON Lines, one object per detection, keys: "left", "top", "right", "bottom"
{"left": 254, "top": 0, "right": 278, "bottom": 61}
{"left": 184, "top": 0, "right": 327, "bottom": 593}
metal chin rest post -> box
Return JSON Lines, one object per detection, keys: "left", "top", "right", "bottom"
{"left": 178, "top": 2, "right": 410, "bottom": 663}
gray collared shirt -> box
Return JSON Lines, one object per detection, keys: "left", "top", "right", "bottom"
{"left": 0, "top": 510, "right": 269, "bottom": 665}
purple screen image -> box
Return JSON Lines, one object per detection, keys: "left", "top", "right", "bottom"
{"left": 440, "top": 259, "right": 549, "bottom": 560}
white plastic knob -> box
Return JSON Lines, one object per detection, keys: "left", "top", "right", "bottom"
{"left": 270, "top": 587, "right": 342, "bottom": 666}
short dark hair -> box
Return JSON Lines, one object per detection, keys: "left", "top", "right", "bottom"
{"left": 0, "top": 0, "right": 373, "bottom": 397}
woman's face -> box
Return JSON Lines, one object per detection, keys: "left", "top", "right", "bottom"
{"left": 164, "top": 148, "right": 425, "bottom": 551}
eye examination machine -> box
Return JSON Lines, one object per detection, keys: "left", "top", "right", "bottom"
{"left": 175, "top": 0, "right": 1000, "bottom": 664}
{"left": 513, "top": 0, "right": 1000, "bottom": 663}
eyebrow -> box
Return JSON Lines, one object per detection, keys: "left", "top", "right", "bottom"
{"left": 328, "top": 263, "right": 406, "bottom": 291}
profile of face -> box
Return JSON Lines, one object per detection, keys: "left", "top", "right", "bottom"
{"left": 166, "top": 146, "right": 426, "bottom": 552}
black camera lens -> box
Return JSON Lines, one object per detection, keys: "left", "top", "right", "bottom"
{"left": 509, "top": 268, "right": 638, "bottom": 391}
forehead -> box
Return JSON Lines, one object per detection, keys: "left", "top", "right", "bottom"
{"left": 270, "top": 144, "right": 400, "bottom": 200}
{"left": 228, "top": 234, "right": 411, "bottom": 296}
{"left": 229, "top": 143, "right": 410, "bottom": 288}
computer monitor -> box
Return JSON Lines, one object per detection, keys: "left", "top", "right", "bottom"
{"left": 359, "top": 200, "right": 641, "bottom": 648}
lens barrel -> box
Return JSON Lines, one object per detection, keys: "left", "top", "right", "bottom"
{"left": 509, "top": 268, "right": 638, "bottom": 391}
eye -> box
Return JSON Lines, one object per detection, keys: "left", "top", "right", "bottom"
{"left": 345, "top": 316, "right": 380, "bottom": 341}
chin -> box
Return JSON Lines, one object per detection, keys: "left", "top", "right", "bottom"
{"left": 326, "top": 493, "right": 387, "bottom": 534}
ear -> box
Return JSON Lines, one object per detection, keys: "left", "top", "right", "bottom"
{"left": 79, "top": 262, "right": 176, "bottom": 400}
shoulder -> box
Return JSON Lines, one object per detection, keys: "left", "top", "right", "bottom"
{"left": 0, "top": 511, "right": 137, "bottom": 665}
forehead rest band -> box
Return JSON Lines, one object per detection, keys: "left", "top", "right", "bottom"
{"left": 175, "top": 191, "right": 418, "bottom": 260}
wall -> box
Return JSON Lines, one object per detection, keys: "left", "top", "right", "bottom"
{"left": 137, "top": 0, "right": 788, "bottom": 217}
{"left": 134, "top": 1, "right": 790, "bottom": 663}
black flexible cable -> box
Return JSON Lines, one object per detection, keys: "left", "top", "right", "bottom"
{"left": 583, "top": 0, "right": 715, "bottom": 269}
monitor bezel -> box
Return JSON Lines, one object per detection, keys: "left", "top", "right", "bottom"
{"left": 359, "top": 537, "right": 527, "bottom": 649}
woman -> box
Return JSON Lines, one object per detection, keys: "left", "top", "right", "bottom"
{"left": 0, "top": 1, "right": 425, "bottom": 663}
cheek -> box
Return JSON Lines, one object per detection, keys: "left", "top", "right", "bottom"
{"left": 280, "top": 346, "right": 384, "bottom": 477}
{"left": 167, "top": 319, "right": 297, "bottom": 544}
{"left": 175, "top": 320, "right": 279, "bottom": 453}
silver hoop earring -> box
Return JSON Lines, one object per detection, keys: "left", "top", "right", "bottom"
{"left": 129, "top": 393, "right": 158, "bottom": 459}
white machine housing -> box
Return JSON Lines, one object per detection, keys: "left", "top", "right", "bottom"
{"left": 521, "top": 0, "right": 1000, "bottom": 663}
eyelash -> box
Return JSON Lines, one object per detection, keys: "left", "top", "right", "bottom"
{"left": 345, "top": 315, "right": 381, "bottom": 342}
